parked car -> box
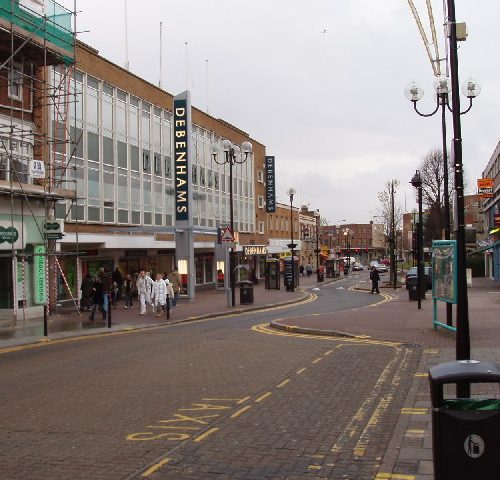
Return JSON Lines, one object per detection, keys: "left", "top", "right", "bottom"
{"left": 405, "top": 266, "right": 432, "bottom": 290}
{"left": 374, "top": 263, "right": 388, "bottom": 273}
{"left": 380, "top": 259, "right": 391, "bottom": 266}
{"left": 352, "top": 264, "right": 364, "bottom": 271}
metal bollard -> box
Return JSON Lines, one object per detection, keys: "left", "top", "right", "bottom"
{"left": 107, "top": 292, "right": 112, "bottom": 328}
{"left": 43, "top": 304, "right": 48, "bottom": 336}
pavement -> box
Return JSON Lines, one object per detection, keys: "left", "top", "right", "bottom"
{"left": 0, "top": 273, "right": 327, "bottom": 350}
{"left": 271, "top": 275, "right": 500, "bottom": 480}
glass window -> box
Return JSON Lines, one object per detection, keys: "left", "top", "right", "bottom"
{"left": 130, "top": 106, "right": 139, "bottom": 143}
{"left": 104, "top": 208, "right": 114, "bottom": 223}
{"left": 153, "top": 153, "right": 161, "bottom": 175}
{"left": 87, "top": 132, "right": 99, "bottom": 162}
{"left": 164, "top": 155, "right": 172, "bottom": 178}
{"left": 141, "top": 110, "right": 150, "bottom": 145}
{"left": 70, "top": 126, "right": 83, "bottom": 158}
{"left": 116, "top": 105, "right": 126, "bottom": 137}
{"left": 103, "top": 171, "right": 114, "bottom": 201}
{"left": 118, "top": 210, "right": 129, "bottom": 223}
{"left": 117, "top": 141, "right": 127, "bottom": 169}
{"left": 144, "top": 212, "right": 152, "bottom": 225}
{"left": 200, "top": 167, "right": 206, "bottom": 187}
{"left": 155, "top": 213, "right": 162, "bottom": 226}
{"left": 131, "top": 175, "right": 140, "bottom": 208}
{"left": 143, "top": 178, "right": 151, "bottom": 208}
{"left": 131, "top": 211, "right": 141, "bottom": 224}
{"left": 130, "top": 145, "right": 139, "bottom": 171}
{"left": 88, "top": 169, "right": 100, "bottom": 199}
{"left": 117, "top": 175, "right": 128, "bottom": 209}
{"left": 192, "top": 165, "right": 197, "bottom": 185}
{"left": 103, "top": 136, "right": 113, "bottom": 165}
{"left": 117, "top": 89, "right": 127, "bottom": 101}
{"left": 70, "top": 204, "right": 84, "bottom": 221}
{"left": 87, "top": 76, "right": 99, "bottom": 89}
{"left": 143, "top": 149, "right": 150, "bottom": 172}
{"left": 87, "top": 206, "right": 100, "bottom": 222}
{"left": 103, "top": 83, "right": 113, "bottom": 96}
{"left": 87, "top": 91, "right": 99, "bottom": 126}
{"left": 102, "top": 98, "right": 113, "bottom": 132}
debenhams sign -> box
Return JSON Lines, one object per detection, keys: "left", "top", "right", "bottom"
{"left": 243, "top": 245, "right": 268, "bottom": 256}
{"left": 174, "top": 98, "right": 189, "bottom": 221}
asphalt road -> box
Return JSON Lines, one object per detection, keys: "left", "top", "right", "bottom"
{"left": 0, "top": 272, "right": 421, "bottom": 480}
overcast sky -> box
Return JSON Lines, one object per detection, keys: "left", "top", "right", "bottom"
{"left": 58, "top": 0, "right": 500, "bottom": 224}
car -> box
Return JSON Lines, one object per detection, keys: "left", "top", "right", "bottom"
{"left": 352, "top": 264, "right": 364, "bottom": 271}
{"left": 405, "top": 266, "right": 432, "bottom": 290}
{"left": 376, "top": 263, "right": 388, "bottom": 273}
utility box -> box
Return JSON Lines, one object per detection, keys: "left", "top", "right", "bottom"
{"left": 429, "top": 360, "right": 500, "bottom": 479}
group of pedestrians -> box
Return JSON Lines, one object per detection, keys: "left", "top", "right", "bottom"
{"left": 80, "top": 267, "right": 182, "bottom": 324}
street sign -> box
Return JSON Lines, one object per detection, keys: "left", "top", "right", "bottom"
{"left": 477, "top": 178, "right": 494, "bottom": 198}
{"left": 220, "top": 226, "right": 235, "bottom": 243}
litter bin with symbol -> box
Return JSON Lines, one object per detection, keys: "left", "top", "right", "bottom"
{"left": 429, "top": 360, "right": 500, "bottom": 479}
{"left": 239, "top": 281, "right": 254, "bottom": 305}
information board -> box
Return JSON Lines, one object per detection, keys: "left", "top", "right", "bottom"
{"left": 432, "top": 240, "right": 457, "bottom": 304}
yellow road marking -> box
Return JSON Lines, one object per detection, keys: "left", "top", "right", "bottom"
{"left": 312, "top": 357, "right": 322, "bottom": 364}
{"left": 255, "top": 392, "right": 272, "bottom": 403}
{"left": 230, "top": 405, "right": 252, "bottom": 419}
{"left": 324, "top": 350, "right": 333, "bottom": 356}
{"left": 401, "top": 407, "right": 428, "bottom": 415}
{"left": 193, "top": 427, "right": 218, "bottom": 443}
{"left": 308, "top": 465, "right": 322, "bottom": 470}
{"left": 414, "top": 373, "right": 428, "bottom": 377}
{"left": 310, "top": 454, "right": 325, "bottom": 459}
{"left": 405, "top": 429, "right": 425, "bottom": 438}
{"left": 202, "top": 397, "right": 250, "bottom": 404}
{"left": 424, "top": 349, "right": 439, "bottom": 354}
{"left": 236, "top": 396, "right": 251, "bottom": 404}
{"left": 375, "top": 474, "right": 416, "bottom": 480}
{"left": 276, "top": 379, "right": 290, "bottom": 388}
{"left": 296, "top": 367, "right": 307, "bottom": 375}
{"left": 142, "top": 458, "right": 171, "bottom": 477}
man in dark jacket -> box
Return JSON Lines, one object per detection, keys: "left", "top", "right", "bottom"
{"left": 112, "top": 267, "right": 123, "bottom": 302}
{"left": 370, "top": 266, "right": 380, "bottom": 294}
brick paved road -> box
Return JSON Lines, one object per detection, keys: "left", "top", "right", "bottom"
{"left": 0, "top": 281, "right": 421, "bottom": 480}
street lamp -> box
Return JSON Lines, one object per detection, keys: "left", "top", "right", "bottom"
{"left": 286, "top": 188, "right": 297, "bottom": 292}
{"left": 410, "top": 170, "right": 424, "bottom": 310}
{"left": 405, "top": 76, "right": 480, "bottom": 324}
{"left": 343, "top": 228, "right": 351, "bottom": 275}
{"left": 211, "top": 139, "right": 253, "bottom": 307}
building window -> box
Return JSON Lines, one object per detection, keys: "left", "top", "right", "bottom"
{"left": 257, "top": 170, "right": 264, "bottom": 183}
{"left": 8, "top": 63, "right": 23, "bottom": 100}
{"left": 258, "top": 195, "right": 264, "bottom": 208}
{"left": 259, "top": 221, "right": 265, "bottom": 234}
{"left": 142, "top": 149, "right": 150, "bottom": 172}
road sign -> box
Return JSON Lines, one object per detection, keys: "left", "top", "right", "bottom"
{"left": 220, "top": 226, "right": 235, "bottom": 243}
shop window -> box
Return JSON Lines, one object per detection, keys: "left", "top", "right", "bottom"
{"left": 8, "top": 63, "right": 23, "bottom": 100}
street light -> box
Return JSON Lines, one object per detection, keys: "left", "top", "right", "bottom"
{"left": 286, "top": 188, "right": 297, "bottom": 292}
{"left": 405, "top": 76, "right": 480, "bottom": 325}
{"left": 410, "top": 170, "right": 424, "bottom": 310}
{"left": 343, "top": 228, "right": 351, "bottom": 275}
{"left": 211, "top": 139, "right": 253, "bottom": 307}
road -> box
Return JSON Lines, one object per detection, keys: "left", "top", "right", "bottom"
{"left": 0, "top": 272, "right": 421, "bottom": 480}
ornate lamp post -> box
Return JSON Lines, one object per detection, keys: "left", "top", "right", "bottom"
{"left": 405, "top": 76, "right": 480, "bottom": 324}
{"left": 286, "top": 188, "right": 297, "bottom": 292}
{"left": 410, "top": 170, "right": 424, "bottom": 310}
{"left": 211, "top": 140, "right": 253, "bottom": 307}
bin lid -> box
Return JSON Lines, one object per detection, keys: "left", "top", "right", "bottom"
{"left": 429, "top": 360, "right": 500, "bottom": 385}
{"left": 240, "top": 280, "right": 253, "bottom": 285}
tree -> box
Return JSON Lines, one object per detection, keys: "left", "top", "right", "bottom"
{"left": 418, "top": 149, "right": 454, "bottom": 245}
{"left": 375, "top": 181, "right": 403, "bottom": 257}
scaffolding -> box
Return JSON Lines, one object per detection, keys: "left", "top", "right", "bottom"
{"left": 0, "top": 0, "right": 80, "bottom": 325}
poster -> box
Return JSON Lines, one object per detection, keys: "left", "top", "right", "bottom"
{"left": 432, "top": 240, "right": 457, "bottom": 304}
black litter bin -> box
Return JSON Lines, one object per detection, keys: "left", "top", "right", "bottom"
{"left": 407, "top": 278, "right": 425, "bottom": 301}
{"left": 429, "top": 360, "right": 500, "bottom": 479}
{"left": 239, "top": 281, "right": 254, "bottom": 305}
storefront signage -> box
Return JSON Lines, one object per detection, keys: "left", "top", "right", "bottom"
{"left": 43, "top": 221, "right": 63, "bottom": 240}
{"left": 0, "top": 226, "right": 19, "bottom": 244}
{"left": 265, "top": 156, "right": 276, "bottom": 213}
{"left": 174, "top": 97, "right": 190, "bottom": 221}
{"left": 243, "top": 245, "right": 268, "bottom": 256}
{"left": 477, "top": 178, "right": 494, "bottom": 198}
{"left": 34, "top": 245, "right": 46, "bottom": 304}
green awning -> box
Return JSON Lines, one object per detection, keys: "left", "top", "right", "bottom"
{"left": 468, "top": 239, "right": 500, "bottom": 255}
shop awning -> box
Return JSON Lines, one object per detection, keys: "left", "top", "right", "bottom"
{"left": 468, "top": 239, "right": 500, "bottom": 255}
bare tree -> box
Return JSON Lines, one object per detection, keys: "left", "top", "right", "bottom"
{"left": 376, "top": 182, "right": 403, "bottom": 256}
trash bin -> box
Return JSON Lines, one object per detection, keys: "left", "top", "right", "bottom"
{"left": 239, "top": 280, "right": 254, "bottom": 305}
{"left": 407, "top": 277, "right": 425, "bottom": 301}
{"left": 429, "top": 360, "right": 500, "bottom": 479}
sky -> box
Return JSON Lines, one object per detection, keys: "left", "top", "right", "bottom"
{"left": 58, "top": 0, "right": 500, "bottom": 224}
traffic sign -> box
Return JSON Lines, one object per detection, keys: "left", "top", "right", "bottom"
{"left": 220, "top": 226, "right": 235, "bottom": 243}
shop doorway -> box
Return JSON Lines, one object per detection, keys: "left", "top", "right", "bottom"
{"left": 0, "top": 259, "right": 13, "bottom": 309}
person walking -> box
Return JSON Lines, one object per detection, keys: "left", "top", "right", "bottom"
{"left": 124, "top": 274, "right": 134, "bottom": 309}
{"left": 136, "top": 270, "right": 154, "bottom": 315}
{"left": 370, "top": 265, "right": 380, "bottom": 294}
{"left": 169, "top": 268, "right": 182, "bottom": 307}
{"left": 151, "top": 273, "right": 172, "bottom": 317}
{"left": 86, "top": 276, "right": 106, "bottom": 325}
{"left": 112, "top": 267, "right": 123, "bottom": 302}
{"left": 165, "top": 278, "right": 175, "bottom": 310}
{"left": 98, "top": 267, "right": 111, "bottom": 315}
{"left": 80, "top": 273, "right": 93, "bottom": 311}
{"left": 306, "top": 263, "right": 313, "bottom": 277}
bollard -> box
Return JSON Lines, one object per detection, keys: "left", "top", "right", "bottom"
{"left": 166, "top": 294, "right": 170, "bottom": 320}
{"left": 43, "top": 304, "right": 48, "bottom": 336}
{"left": 107, "top": 292, "right": 112, "bottom": 328}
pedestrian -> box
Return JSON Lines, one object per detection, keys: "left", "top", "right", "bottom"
{"left": 306, "top": 263, "right": 313, "bottom": 277}
{"left": 136, "top": 270, "right": 154, "bottom": 315}
{"left": 112, "top": 267, "right": 123, "bottom": 302}
{"left": 169, "top": 268, "right": 182, "bottom": 307}
{"left": 80, "top": 273, "right": 93, "bottom": 311}
{"left": 165, "top": 278, "right": 175, "bottom": 310}
{"left": 86, "top": 276, "right": 106, "bottom": 325}
{"left": 98, "top": 267, "right": 111, "bottom": 315}
{"left": 370, "top": 266, "right": 380, "bottom": 294}
{"left": 299, "top": 265, "right": 304, "bottom": 277}
{"left": 124, "top": 274, "right": 134, "bottom": 309}
{"left": 151, "top": 273, "right": 168, "bottom": 317}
